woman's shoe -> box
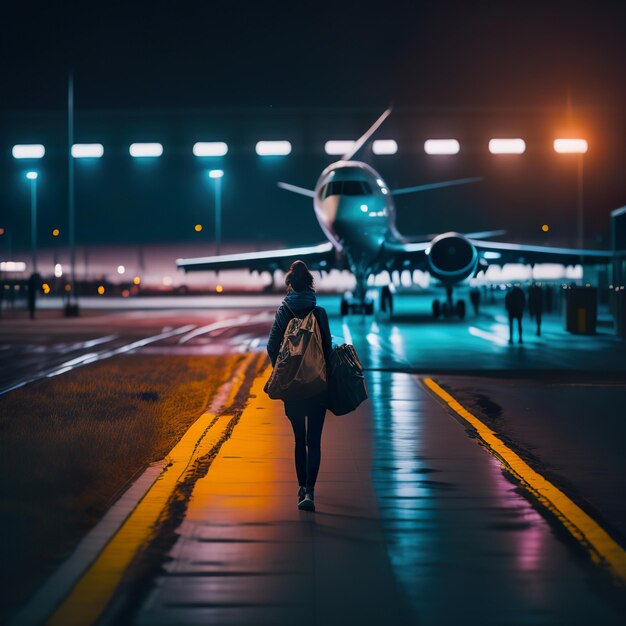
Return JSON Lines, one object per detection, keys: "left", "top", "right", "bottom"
{"left": 297, "top": 486, "right": 306, "bottom": 504}
{"left": 298, "top": 489, "right": 315, "bottom": 511}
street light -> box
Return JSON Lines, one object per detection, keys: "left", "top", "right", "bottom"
{"left": 554, "top": 138, "right": 588, "bottom": 249}
{"left": 208, "top": 170, "right": 224, "bottom": 256}
{"left": 25, "top": 171, "right": 38, "bottom": 272}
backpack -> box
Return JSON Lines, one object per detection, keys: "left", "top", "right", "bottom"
{"left": 264, "top": 304, "right": 327, "bottom": 401}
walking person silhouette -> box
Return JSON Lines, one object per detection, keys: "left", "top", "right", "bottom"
{"left": 267, "top": 261, "right": 332, "bottom": 511}
{"left": 505, "top": 284, "right": 526, "bottom": 344}
{"left": 528, "top": 283, "right": 544, "bottom": 336}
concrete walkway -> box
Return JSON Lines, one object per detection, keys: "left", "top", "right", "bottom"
{"left": 133, "top": 369, "right": 623, "bottom": 626}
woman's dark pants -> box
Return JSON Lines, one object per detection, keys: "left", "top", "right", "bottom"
{"left": 284, "top": 397, "right": 326, "bottom": 490}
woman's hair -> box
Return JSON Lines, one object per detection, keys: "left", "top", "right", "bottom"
{"left": 285, "top": 260, "right": 315, "bottom": 292}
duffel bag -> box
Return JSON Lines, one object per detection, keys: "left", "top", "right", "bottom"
{"left": 327, "top": 344, "right": 368, "bottom": 416}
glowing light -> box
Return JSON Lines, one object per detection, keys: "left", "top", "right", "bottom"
{"left": 372, "top": 139, "right": 398, "bottom": 155}
{"left": 54, "top": 263, "right": 63, "bottom": 278}
{"left": 162, "top": 275, "right": 173, "bottom": 286}
{"left": 65, "top": 284, "right": 72, "bottom": 292}
{"left": 255, "top": 141, "right": 291, "bottom": 156}
{"left": 122, "top": 289, "right": 130, "bottom": 298}
{"left": 483, "top": 251, "right": 502, "bottom": 260}
{"left": 133, "top": 276, "right": 141, "bottom": 285}
{"left": 97, "top": 285, "right": 105, "bottom": 295}
{"left": 52, "top": 228, "right": 60, "bottom": 237}
{"left": 42, "top": 283, "right": 51, "bottom": 294}
{"left": 554, "top": 138, "right": 588, "bottom": 154}
{"left": 488, "top": 138, "right": 526, "bottom": 154}
{"left": 129, "top": 143, "right": 163, "bottom": 157}
{"left": 424, "top": 139, "right": 460, "bottom": 155}
{"left": 0, "top": 261, "right": 26, "bottom": 272}
{"left": 324, "top": 140, "right": 355, "bottom": 155}
{"left": 12, "top": 144, "right": 45, "bottom": 159}
{"left": 194, "top": 224, "right": 203, "bottom": 232}
{"left": 542, "top": 224, "right": 550, "bottom": 232}
{"left": 208, "top": 169, "right": 224, "bottom": 179}
{"left": 25, "top": 171, "right": 38, "bottom": 180}
{"left": 216, "top": 284, "right": 223, "bottom": 293}
{"left": 0, "top": 228, "right": 4, "bottom": 235}
{"left": 360, "top": 204, "right": 368, "bottom": 213}
{"left": 72, "top": 143, "right": 104, "bottom": 158}
{"left": 117, "top": 265, "right": 126, "bottom": 275}
{"left": 193, "top": 142, "right": 228, "bottom": 157}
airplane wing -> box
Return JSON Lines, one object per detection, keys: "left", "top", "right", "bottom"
{"left": 376, "top": 240, "right": 431, "bottom": 272}
{"left": 469, "top": 239, "right": 614, "bottom": 266}
{"left": 177, "top": 242, "right": 338, "bottom": 273}
{"left": 375, "top": 237, "right": 613, "bottom": 275}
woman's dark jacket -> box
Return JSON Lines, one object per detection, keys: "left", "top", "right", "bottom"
{"left": 267, "top": 291, "right": 332, "bottom": 368}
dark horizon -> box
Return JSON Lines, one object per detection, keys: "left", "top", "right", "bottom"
{"left": 2, "top": 1, "right": 625, "bottom": 112}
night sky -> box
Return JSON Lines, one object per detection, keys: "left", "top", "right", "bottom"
{"left": 1, "top": 1, "right": 625, "bottom": 251}
{"left": 2, "top": 1, "right": 625, "bottom": 111}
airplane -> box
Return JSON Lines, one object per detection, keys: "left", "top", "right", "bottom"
{"left": 177, "top": 108, "right": 613, "bottom": 318}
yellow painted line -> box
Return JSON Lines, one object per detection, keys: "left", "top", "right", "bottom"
{"left": 422, "top": 377, "right": 626, "bottom": 586}
{"left": 46, "top": 355, "right": 257, "bottom": 626}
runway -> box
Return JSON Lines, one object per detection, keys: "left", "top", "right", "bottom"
{"left": 2, "top": 292, "right": 625, "bottom": 624}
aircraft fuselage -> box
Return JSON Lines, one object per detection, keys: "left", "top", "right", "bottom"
{"left": 313, "top": 160, "right": 396, "bottom": 278}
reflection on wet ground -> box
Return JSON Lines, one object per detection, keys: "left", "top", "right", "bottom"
{"left": 369, "top": 371, "right": 622, "bottom": 625}
{"left": 133, "top": 368, "right": 624, "bottom": 625}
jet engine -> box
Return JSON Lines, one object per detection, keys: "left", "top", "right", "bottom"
{"left": 427, "top": 232, "right": 478, "bottom": 284}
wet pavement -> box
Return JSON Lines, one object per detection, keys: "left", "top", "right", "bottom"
{"left": 131, "top": 368, "right": 623, "bottom": 625}
{"left": 3, "top": 293, "right": 626, "bottom": 624}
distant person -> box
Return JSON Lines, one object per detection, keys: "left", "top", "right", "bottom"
{"left": 267, "top": 260, "right": 332, "bottom": 512}
{"left": 27, "top": 272, "right": 40, "bottom": 320}
{"left": 528, "top": 283, "right": 544, "bottom": 336}
{"left": 469, "top": 287, "right": 481, "bottom": 315}
{"left": 505, "top": 284, "right": 525, "bottom": 343}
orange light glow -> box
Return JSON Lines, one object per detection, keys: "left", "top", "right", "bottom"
{"left": 133, "top": 276, "right": 141, "bottom": 285}
{"left": 0, "top": 228, "right": 5, "bottom": 236}
{"left": 97, "top": 285, "right": 105, "bottom": 295}
{"left": 121, "top": 289, "right": 130, "bottom": 297}
{"left": 554, "top": 138, "right": 588, "bottom": 154}
{"left": 64, "top": 284, "right": 71, "bottom": 292}
{"left": 216, "top": 284, "right": 223, "bottom": 293}
{"left": 542, "top": 224, "right": 549, "bottom": 232}
{"left": 42, "top": 283, "right": 51, "bottom": 294}
{"left": 52, "top": 228, "right": 60, "bottom": 237}
{"left": 194, "top": 224, "right": 203, "bottom": 232}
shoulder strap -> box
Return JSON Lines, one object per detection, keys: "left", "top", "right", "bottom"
{"left": 283, "top": 301, "right": 296, "bottom": 317}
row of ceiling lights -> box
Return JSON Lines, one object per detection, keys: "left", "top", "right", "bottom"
{"left": 10, "top": 137, "right": 589, "bottom": 159}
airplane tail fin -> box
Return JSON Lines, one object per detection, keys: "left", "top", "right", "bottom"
{"left": 341, "top": 107, "right": 393, "bottom": 161}
{"left": 392, "top": 176, "right": 483, "bottom": 196}
{"left": 277, "top": 181, "right": 316, "bottom": 198}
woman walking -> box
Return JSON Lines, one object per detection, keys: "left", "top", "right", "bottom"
{"left": 267, "top": 260, "right": 332, "bottom": 511}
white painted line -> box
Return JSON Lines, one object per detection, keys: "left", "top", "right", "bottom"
{"left": 0, "top": 325, "right": 196, "bottom": 396}
{"left": 178, "top": 313, "right": 273, "bottom": 344}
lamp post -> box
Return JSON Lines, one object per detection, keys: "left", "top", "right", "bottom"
{"left": 208, "top": 169, "right": 224, "bottom": 256}
{"left": 554, "top": 138, "right": 588, "bottom": 249}
{"left": 25, "top": 171, "right": 38, "bottom": 272}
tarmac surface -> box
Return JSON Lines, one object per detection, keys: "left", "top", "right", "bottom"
{"left": 2, "top": 292, "right": 626, "bottom": 624}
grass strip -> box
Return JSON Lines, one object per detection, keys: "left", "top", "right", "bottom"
{"left": 0, "top": 353, "right": 241, "bottom": 621}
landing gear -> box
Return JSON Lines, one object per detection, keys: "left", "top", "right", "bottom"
{"left": 432, "top": 285, "right": 466, "bottom": 320}
{"left": 340, "top": 270, "right": 375, "bottom": 316}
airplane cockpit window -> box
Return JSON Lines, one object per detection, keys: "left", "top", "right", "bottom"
{"left": 321, "top": 180, "right": 372, "bottom": 198}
